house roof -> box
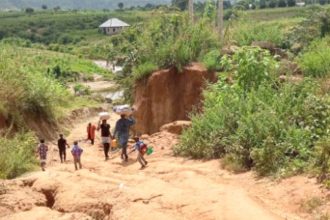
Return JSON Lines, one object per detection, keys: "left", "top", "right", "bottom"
{"left": 99, "top": 18, "right": 130, "bottom": 28}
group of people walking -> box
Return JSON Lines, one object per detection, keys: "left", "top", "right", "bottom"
{"left": 37, "top": 114, "right": 149, "bottom": 171}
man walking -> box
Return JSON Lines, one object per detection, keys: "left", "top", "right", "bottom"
{"left": 114, "top": 114, "right": 135, "bottom": 162}
{"left": 57, "top": 134, "right": 69, "bottom": 163}
{"left": 98, "top": 119, "right": 112, "bottom": 160}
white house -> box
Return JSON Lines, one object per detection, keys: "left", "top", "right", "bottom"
{"left": 99, "top": 18, "right": 130, "bottom": 35}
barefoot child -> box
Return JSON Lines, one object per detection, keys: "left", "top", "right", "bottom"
{"left": 71, "top": 141, "right": 83, "bottom": 170}
{"left": 37, "top": 139, "right": 48, "bottom": 171}
{"left": 131, "top": 137, "right": 148, "bottom": 169}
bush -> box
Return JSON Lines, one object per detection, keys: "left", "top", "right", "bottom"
{"left": 0, "top": 45, "right": 71, "bottom": 125}
{"left": 298, "top": 37, "right": 330, "bottom": 78}
{"left": 287, "top": 0, "right": 296, "bottom": 7}
{"left": 313, "top": 136, "right": 330, "bottom": 183}
{"left": 278, "top": 0, "right": 288, "bottom": 7}
{"left": 229, "top": 19, "right": 285, "bottom": 46}
{"left": 202, "top": 49, "right": 222, "bottom": 71}
{"left": 133, "top": 62, "right": 158, "bottom": 81}
{"left": 175, "top": 47, "right": 330, "bottom": 176}
{"left": 284, "top": 7, "right": 330, "bottom": 53}
{"left": 73, "top": 83, "right": 91, "bottom": 96}
{"left": 0, "top": 133, "right": 37, "bottom": 179}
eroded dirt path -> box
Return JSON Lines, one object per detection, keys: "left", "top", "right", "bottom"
{"left": 0, "top": 114, "right": 313, "bottom": 220}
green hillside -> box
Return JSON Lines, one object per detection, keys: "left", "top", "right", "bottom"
{"left": 0, "top": 0, "right": 170, "bottom": 10}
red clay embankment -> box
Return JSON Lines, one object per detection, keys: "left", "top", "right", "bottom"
{"left": 133, "top": 63, "right": 216, "bottom": 134}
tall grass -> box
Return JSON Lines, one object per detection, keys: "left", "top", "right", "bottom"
{"left": 175, "top": 47, "right": 330, "bottom": 177}
{"left": 298, "top": 37, "right": 330, "bottom": 78}
{"left": 0, "top": 133, "right": 37, "bottom": 179}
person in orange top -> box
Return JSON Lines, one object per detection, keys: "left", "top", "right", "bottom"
{"left": 87, "top": 122, "right": 96, "bottom": 145}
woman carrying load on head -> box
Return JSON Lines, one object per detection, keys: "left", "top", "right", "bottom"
{"left": 114, "top": 114, "right": 135, "bottom": 162}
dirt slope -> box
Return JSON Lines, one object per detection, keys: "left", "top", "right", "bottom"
{"left": 0, "top": 114, "right": 326, "bottom": 220}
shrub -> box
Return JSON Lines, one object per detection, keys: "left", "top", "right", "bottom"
{"left": 133, "top": 62, "right": 158, "bottom": 81}
{"left": 284, "top": 7, "right": 330, "bottom": 53}
{"left": 73, "top": 83, "right": 91, "bottom": 96}
{"left": 0, "top": 45, "right": 71, "bottom": 125}
{"left": 0, "top": 133, "right": 37, "bottom": 179}
{"left": 175, "top": 47, "right": 330, "bottom": 176}
{"left": 313, "top": 136, "right": 330, "bottom": 183}
{"left": 278, "top": 0, "right": 288, "bottom": 7}
{"left": 202, "top": 49, "right": 222, "bottom": 71}
{"left": 298, "top": 37, "right": 330, "bottom": 78}
{"left": 229, "top": 19, "right": 285, "bottom": 46}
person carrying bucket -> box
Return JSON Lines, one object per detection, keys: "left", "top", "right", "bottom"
{"left": 131, "top": 136, "right": 148, "bottom": 169}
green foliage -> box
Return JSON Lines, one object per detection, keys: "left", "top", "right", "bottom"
{"left": 298, "top": 37, "right": 330, "bottom": 78}
{"left": 171, "top": 0, "right": 188, "bottom": 11}
{"left": 202, "top": 49, "right": 221, "bottom": 71}
{"left": 133, "top": 62, "right": 158, "bottom": 81}
{"left": 221, "top": 47, "right": 277, "bottom": 92}
{"left": 284, "top": 7, "right": 330, "bottom": 53}
{"left": 73, "top": 83, "right": 91, "bottom": 96}
{"left": 228, "top": 18, "right": 286, "bottom": 46}
{"left": 0, "top": 132, "right": 37, "bottom": 179}
{"left": 0, "top": 45, "right": 72, "bottom": 126}
{"left": 175, "top": 47, "right": 330, "bottom": 176}
{"left": 313, "top": 136, "right": 330, "bottom": 183}
{"left": 114, "top": 13, "right": 219, "bottom": 76}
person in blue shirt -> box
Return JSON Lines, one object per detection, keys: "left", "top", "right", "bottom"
{"left": 71, "top": 141, "right": 83, "bottom": 170}
{"left": 114, "top": 114, "right": 135, "bottom": 162}
{"left": 131, "top": 136, "right": 148, "bottom": 169}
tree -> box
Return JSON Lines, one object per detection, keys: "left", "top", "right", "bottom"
{"left": 118, "top": 2, "right": 124, "bottom": 10}
{"left": 287, "top": 0, "right": 296, "bottom": 7}
{"left": 224, "top": 0, "right": 232, "bottom": 9}
{"left": 41, "top": 5, "right": 47, "bottom": 10}
{"left": 25, "top": 7, "right": 34, "bottom": 14}
{"left": 259, "top": 0, "right": 267, "bottom": 8}
{"left": 268, "top": 0, "right": 277, "bottom": 8}
{"left": 278, "top": 0, "right": 287, "bottom": 7}
{"left": 54, "top": 6, "right": 61, "bottom": 12}
{"left": 319, "top": 0, "right": 327, "bottom": 5}
{"left": 171, "top": 0, "right": 188, "bottom": 11}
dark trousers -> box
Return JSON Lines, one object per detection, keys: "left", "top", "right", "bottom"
{"left": 104, "top": 143, "right": 110, "bottom": 159}
{"left": 59, "top": 147, "right": 66, "bottom": 162}
{"left": 90, "top": 139, "right": 94, "bottom": 145}
{"left": 121, "top": 143, "right": 128, "bottom": 161}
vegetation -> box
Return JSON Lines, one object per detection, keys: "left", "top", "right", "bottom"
{"left": 0, "top": 0, "right": 170, "bottom": 10}
{"left": 0, "top": 44, "right": 103, "bottom": 179}
{"left": 0, "top": 132, "right": 37, "bottom": 179}
{"left": 298, "top": 37, "right": 330, "bottom": 77}
{"left": 175, "top": 47, "right": 330, "bottom": 177}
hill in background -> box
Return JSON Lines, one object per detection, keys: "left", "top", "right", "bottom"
{"left": 0, "top": 0, "right": 172, "bottom": 10}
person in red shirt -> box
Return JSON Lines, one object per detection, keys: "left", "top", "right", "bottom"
{"left": 87, "top": 122, "right": 96, "bottom": 145}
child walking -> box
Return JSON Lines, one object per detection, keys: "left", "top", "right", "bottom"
{"left": 71, "top": 141, "right": 83, "bottom": 170}
{"left": 37, "top": 139, "right": 48, "bottom": 171}
{"left": 131, "top": 137, "right": 148, "bottom": 169}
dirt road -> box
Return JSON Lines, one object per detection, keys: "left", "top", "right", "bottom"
{"left": 0, "top": 114, "right": 307, "bottom": 220}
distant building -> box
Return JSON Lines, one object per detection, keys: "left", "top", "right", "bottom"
{"left": 296, "top": 1, "right": 306, "bottom": 6}
{"left": 99, "top": 18, "right": 130, "bottom": 35}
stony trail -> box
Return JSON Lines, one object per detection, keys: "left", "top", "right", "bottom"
{"left": 0, "top": 114, "right": 308, "bottom": 220}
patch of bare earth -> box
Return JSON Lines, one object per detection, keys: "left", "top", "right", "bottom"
{"left": 0, "top": 115, "right": 328, "bottom": 220}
